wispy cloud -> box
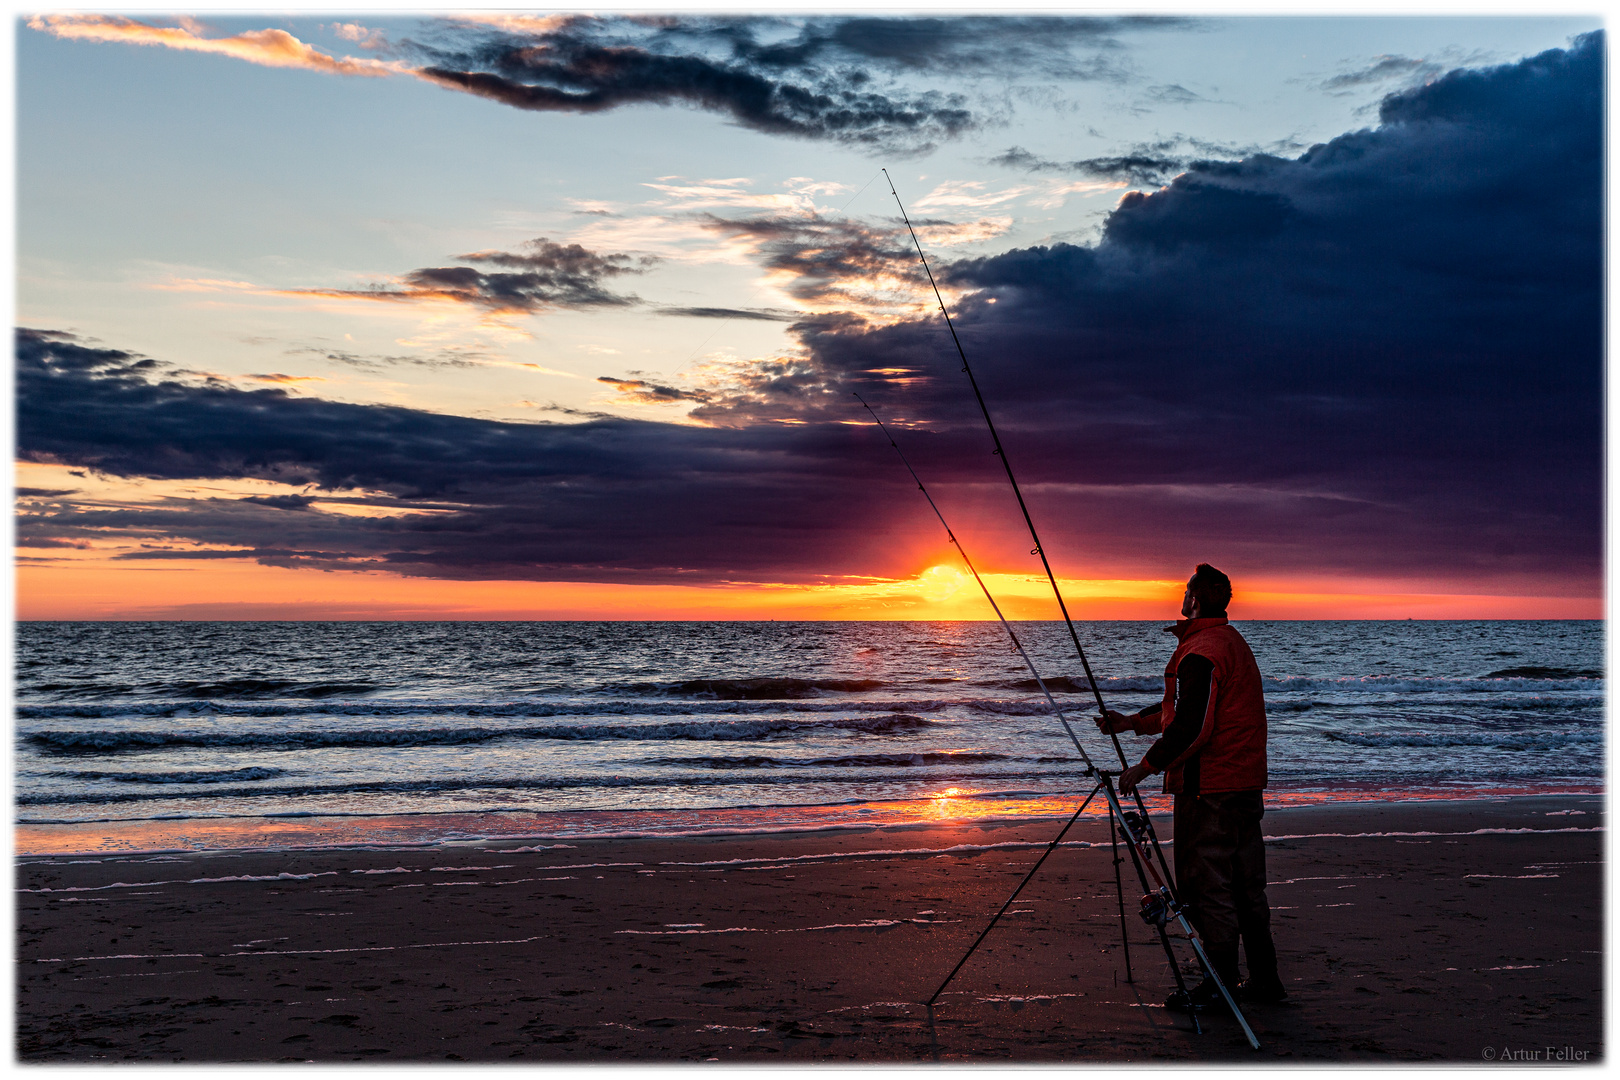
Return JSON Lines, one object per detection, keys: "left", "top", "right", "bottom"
{"left": 993, "top": 133, "right": 1306, "bottom": 187}
{"left": 30, "top": 14, "right": 1191, "bottom": 152}
{"left": 698, "top": 213, "right": 926, "bottom": 316}
{"left": 29, "top": 14, "right": 407, "bottom": 76}
{"left": 282, "top": 238, "right": 653, "bottom": 316}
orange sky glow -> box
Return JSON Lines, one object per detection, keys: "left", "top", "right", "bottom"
{"left": 17, "top": 555, "right": 1600, "bottom": 621}
{"left": 16, "top": 461, "right": 1599, "bottom": 622}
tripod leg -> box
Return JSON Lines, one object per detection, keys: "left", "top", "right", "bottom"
{"left": 1110, "top": 810, "right": 1132, "bottom": 983}
{"left": 926, "top": 784, "right": 1100, "bottom": 1005}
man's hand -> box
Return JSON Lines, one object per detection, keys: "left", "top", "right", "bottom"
{"left": 1117, "top": 761, "right": 1155, "bottom": 796}
{"left": 1096, "top": 710, "right": 1138, "bottom": 735}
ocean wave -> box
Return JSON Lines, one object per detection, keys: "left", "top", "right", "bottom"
{"left": 1484, "top": 665, "right": 1603, "bottom": 679}
{"left": 613, "top": 677, "right": 891, "bottom": 699}
{"left": 15, "top": 763, "right": 1087, "bottom": 805}
{"left": 24, "top": 714, "right": 934, "bottom": 754}
{"left": 28, "top": 678, "right": 384, "bottom": 701}
{"left": 1265, "top": 674, "right": 1601, "bottom": 693}
{"left": 993, "top": 676, "right": 1164, "bottom": 694}
{"left": 58, "top": 767, "right": 289, "bottom": 784}
{"left": 966, "top": 699, "right": 1087, "bottom": 717}
{"left": 652, "top": 752, "right": 1009, "bottom": 770}
{"left": 1322, "top": 730, "right": 1605, "bottom": 750}
{"left": 15, "top": 698, "right": 946, "bottom": 720}
{"left": 19, "top": 674, "right": 1597, "bottom": 726}
{"left": 14, "top": 695, "right": 1088, "bottom": 722}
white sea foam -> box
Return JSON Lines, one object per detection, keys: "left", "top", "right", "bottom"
{"left": 1463, "top": 873, "right": 1560, "bottom": 879}
{"left": 19, "top": 871, "right": 337, "bottom": 893}
{"left": 1264, "top": 827, "right": 1602, "bottom": 841}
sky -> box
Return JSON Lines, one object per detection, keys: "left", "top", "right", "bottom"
{"left": 14, "top": 11, "right": 1605, "bottom": 620}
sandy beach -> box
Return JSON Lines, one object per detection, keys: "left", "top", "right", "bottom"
{"left": 15, "top": 794, "right": 1602, "bottom": 1063}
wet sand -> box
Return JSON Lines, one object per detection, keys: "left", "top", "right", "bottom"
{"left": 15, "top": 794, "right": 1604, "bottom": 1063}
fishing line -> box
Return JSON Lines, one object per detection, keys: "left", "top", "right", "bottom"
{"left": 880, "top": 168, "right": 1129, "bottom": 772}
{"left": 853, "top": 393, "right": 1094, "bottom": 770}
{"left": 837, "top": 170, "right": 884, "bottom": 213}
{"left": 674, "top": 318, "right": 733, "bottom": 374}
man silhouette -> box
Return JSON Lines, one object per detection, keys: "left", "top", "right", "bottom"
{"left": 1098, "top": 563, "right": 1286, "bottom": 1009}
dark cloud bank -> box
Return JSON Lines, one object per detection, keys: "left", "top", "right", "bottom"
{"left": 17, "top": 35, "right": 1602, "bottom": 593}
{"left": 410, "top": 15, "right": 1175, "bottom": 151}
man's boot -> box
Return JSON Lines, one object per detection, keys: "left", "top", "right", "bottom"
{"left": 1238, "top": 932, "right": 1287, "bottom": 1003}
{"left": 1165, "top": 943, "right": 1241, "bottom": 1013}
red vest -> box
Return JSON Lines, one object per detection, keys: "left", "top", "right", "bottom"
{"left": 1141, "top": 617, "right": 1268, "bottom": 794}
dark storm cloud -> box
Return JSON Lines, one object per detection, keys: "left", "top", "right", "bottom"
{"left": 415, "top": 27, "right": 973, "bottom": 151}
{"left": 14, "top": 329, "right": 919, "bottom": 583}
{"left": 292, "top": 237, "right": 649, "bottom": 315}
{"left": 740, "top": 35, "right": 1605, "bottom": 582}
{"left": 408, "top": 15, "right": 1187, "bottom": 150}
{"left": 15, "top": 36, "right": 1603, "bottom": 589}
{"left": 691, "top": 15, "right": 1179, "bottom": 78}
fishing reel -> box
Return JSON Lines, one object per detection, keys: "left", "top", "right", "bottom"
{"left": 1138, "top": 886, "right": 1177, "bottom": 928}
{"left": 1120, "top": 810, "right": 1149, "bottom": 839}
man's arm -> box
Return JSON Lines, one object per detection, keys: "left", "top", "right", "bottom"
{"left": 1098, "top": 702, "right": 1164, "bottom": 735}
{"left": 1143, "top": 653, "right": 1213, "bottom": 772}
{"left": 1118, "top": 654, "right": 1214, "bottom": 794}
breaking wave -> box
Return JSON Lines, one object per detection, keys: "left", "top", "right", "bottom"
{"left": 25, "top": 714, "right": 934, "bottom": 754}
{"left": 652, "top": 752, "right": 1009, "bottom": 770}
{"left": 1322, "top": 730, "right": 1604, "bottom": 750}
{"left": 15, "top": 762, "right": 1084, "bottom": 806}
{"left": 58, "top": 766, "right": 289, "bottom": 784}
{"left": 31, "top": 678, "right": 382, "bottom": 700}
{"left": 614, "top": 677, "right": 891, "bottom": 699}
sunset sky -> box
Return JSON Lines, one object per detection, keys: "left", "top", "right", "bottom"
{"left": 15, "top": 13, "right": 1603, "bottom": 620}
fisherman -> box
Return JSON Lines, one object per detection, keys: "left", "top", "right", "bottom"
{"left": 1097, "top": 563, "right": 1286, "bottom": 1010}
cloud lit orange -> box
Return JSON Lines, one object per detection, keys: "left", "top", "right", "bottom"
{"left": 28, "top": 15, "right": 408, "bottom": 77}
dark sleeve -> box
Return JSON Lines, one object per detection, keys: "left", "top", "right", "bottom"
{"left": 1145, "top": 653, "right": 1213, "bottom": 771}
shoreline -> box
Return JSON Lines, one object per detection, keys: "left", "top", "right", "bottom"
{"left": 17, "top": 793, "right": 1604, "bottom": 1062}
{"left": 16, "top": 784, "right": 1604, "bottom": 858}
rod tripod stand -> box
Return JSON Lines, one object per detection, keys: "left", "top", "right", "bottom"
{"left": 926, "top": 770, "right": 1261, "bottom": 1051}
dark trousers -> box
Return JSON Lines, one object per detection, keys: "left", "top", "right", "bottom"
{"left": 1172, "top": 790, "right": 1278, "bottom": 979}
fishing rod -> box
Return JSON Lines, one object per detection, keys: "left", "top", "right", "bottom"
{"left": 852, "top": 393, "right": 1096, "bottom": 769}
{"left": 871, "top": 177, "right": 1260, "bottom": 1043}
{"left": 853, "top": 393, "right": 1109, "bottom": 996}
{"left": 856, "top": 396, "right": 1256, "bottom": 1046}
{"left": 882, "top": 170, "right": 1181, "bottom": 897}
{"left": 880, "top": 169, "right": 1127, "bottom": 770}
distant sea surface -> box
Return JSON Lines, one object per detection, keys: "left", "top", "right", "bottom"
{"left": 15, "top": 621, "right": 1604, "bottom": 854}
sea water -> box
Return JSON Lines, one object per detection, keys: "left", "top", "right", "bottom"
{"left": 14, "top": 620, "right": 1603, "bottom": 853}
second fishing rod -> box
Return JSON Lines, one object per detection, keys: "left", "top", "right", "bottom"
{"left": 881, "top": 168, "right": 1174, "bottom": 883}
